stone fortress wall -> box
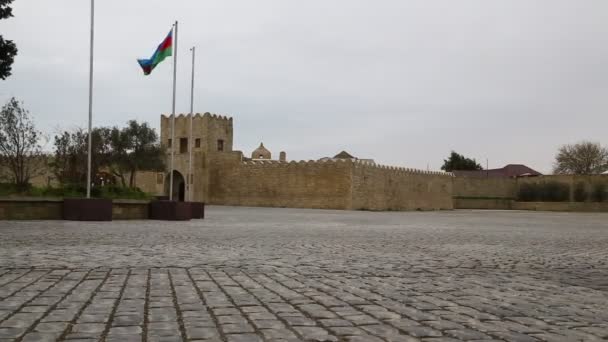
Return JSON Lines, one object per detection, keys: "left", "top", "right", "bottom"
{"left": 149, "top": 113, "right": 454, "bottom": 211}
{"left": 352, "top": 162, "right": 453, "bottom": 211}
{"left": 207, "top": 156, "right": 453, "bottom": 211}
{"left": 208, "top": 157, "right": 354, "bottom": 210}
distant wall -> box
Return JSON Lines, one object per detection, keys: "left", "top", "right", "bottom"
{"left": 453, "top": 175, "right": 608, "bottom": 210}
{"left": 209, "top": 159, "right": 353, "bottom": 210}
{"left": 134, "top": 171, "right": 164, "bottom": 196}
{"left": 453, "top": 177, "right": 517, "bottom": 199}
{"left": 351, "top": 163, "right": 453, "bottom": 211}
{"left": 453, "top": 198, "right": 512, "bottom": 210}
{"left": 0, "top": 161, "right": 59, "bottom": 188}
{"left": 208, "top": 158, "right": 453, "bottom": 211}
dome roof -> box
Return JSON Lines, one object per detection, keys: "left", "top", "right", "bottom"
{"left": 252, "top": 142, "right": 272, "bottom": 160}
{"left": 334, "top": 151, "right": 355, "bottom": 159}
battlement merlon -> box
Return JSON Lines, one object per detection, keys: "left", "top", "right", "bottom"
{"left": 238, "top": 159, "right": 453, "bottom": 177}
{"left": 352, "top": 159, "right": 454, "bottom": 177}
{"left": 160, "top": 112, "right": 233, "bottom": 121}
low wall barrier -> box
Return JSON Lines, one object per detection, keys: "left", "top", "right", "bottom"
{"left": 453, "top": 197, "right": 513, "bottom": 210}
{"left": 0, "top": 198, "right": 205, "bottom": 220}
{"left": 453, "top": 196, "right": 608, "bottom": 212}
{"left": 512, "top": 201, "right": 608, "bottom": 212}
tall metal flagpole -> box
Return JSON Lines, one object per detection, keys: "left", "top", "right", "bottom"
{"left": 188, "top": 46, "right": 195, "bottom": 202}
{"left": 86, "top": 0, "right": 95, "bottom": 198}
{"left": 169, "top": 21, "right": 178, "bottom": 201}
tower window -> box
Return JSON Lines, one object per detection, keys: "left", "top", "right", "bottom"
{"left": 167, "top": 139, "right": 172, "bottom": 148}
{"left": 217, "top": 139, "right": 224, "bottom": 152}
{"left": 180, "top": 138, "right": 188, "bottom": 154}
{"left": 195, "top": 138, "right": 201, "bottom": 148}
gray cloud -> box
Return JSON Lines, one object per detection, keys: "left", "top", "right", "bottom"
{"left": 2, "top": 0, "right": 607, "bottom": 172}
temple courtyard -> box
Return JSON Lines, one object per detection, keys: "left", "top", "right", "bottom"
{"left": 0, "top": 206, "right": 607, "bottom": 342}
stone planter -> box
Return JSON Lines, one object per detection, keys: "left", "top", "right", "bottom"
{"left": 63, "top": 198, "right": 113, "bottom": 221}
{"left": 189, "top": 202, "right": 205, "bottom": 219}
{"left": 149, "top": 201, "right": 191, "bottom": 221}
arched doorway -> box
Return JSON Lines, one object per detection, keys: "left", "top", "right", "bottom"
{"left": 165, "top": 170, "right": 186, "bottom": 201}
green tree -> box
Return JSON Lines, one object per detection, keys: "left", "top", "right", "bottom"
{"left": 52, "top": 121, "right": 164, "bottom": 188}
{"left": 51, "top": 127, "right": 112, "bottom": 186}
{"left": 0, "top": 0, "right": 18, "bottom": 80}
{"left": 0, "top": 98, "right": 45, "bottom": 190}
{"left": 108, "top": 120, "right": 164, "bottom": 188}
{"left": 553, "top": 141, "right": 608, "bottom": 175}
{"left": 441, "top": 151, "right": 482, "bottom": 172}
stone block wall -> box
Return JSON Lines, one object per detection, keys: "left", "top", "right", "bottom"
{"left": 133, "top": 171, "right": 165, "bottom": 196}
{"left": 351, "top": 162, "right": 453, "bottom": 211}
{"left": 112, "top": 200, "right": 150, "bottom": 220}
{"left": 0, "top": 198, "right": 151, "bottom": 220}
{"left": 209, "top": 159, "right": 353, "bottom": 209}
{"left": 0, "top": 198, "right": 63, "bottom": 220}
{"left": 207, "top": 158, "right": 453, "bottom": 211}
{"left": 453, "top": 177, "right": 518, "bottom": 199}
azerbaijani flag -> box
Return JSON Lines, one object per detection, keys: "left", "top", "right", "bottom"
{"left": 137, "top": 30, "right": 173, "bottom": 75}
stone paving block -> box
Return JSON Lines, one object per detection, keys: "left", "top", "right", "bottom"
{"left": 0, "top": 208, "right": 607, "bottom": 341}
{"left": 222, "top": 322, "right": 255, "bottom": 334}
{"left": 444, "top": 328, "right": 492, "bottom": 340}
{"left": 33, "top": 322, "right": 69, "bottom": 333}
{"left": 186, "top": 327, "right": 220, "bottom": 339}
{"left": 71, "top": 323, "right": 106, "bottom": 333}
{"left": 292, "top": 326, "right": 336, "bottom": 341}
{"left": 251, "top": 319, "right": 285, "bottom": 329}
{"left": 226, "top": 333, "right": 264, "bottom": 342}
{"left": 0, "top": 327, "right": 27, "bottom": 339}
{"left": 21, "top": 332, "right": 62, "bottom": 342}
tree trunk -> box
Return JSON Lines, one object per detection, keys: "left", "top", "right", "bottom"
{"left": 129, "top": 169, "right": 136, "bottom": 188}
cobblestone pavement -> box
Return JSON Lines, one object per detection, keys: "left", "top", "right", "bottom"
{"left": 0, "top": 207, "right": 607, "bottom": 342}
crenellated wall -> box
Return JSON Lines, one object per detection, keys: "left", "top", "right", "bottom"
{"left": 152, "top": 113, "right": 455, "bottom": 211}
{"left": 351, "top": 161, "right": 454, "bottom": 211}
{"left": 209, "top": 158, "right": 354, "bottom": 209}
{"left": 205, "top": 157, "right": 453, "bottom": 211}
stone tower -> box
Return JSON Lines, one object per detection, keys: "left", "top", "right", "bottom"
{"left": 160, "top": 113, "right": 233, "bottom": 202}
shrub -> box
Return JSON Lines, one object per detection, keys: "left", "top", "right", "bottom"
{"left": 517, "top": 182, "right": 570, "bottom": 202}
{"left": 98, "top": 185, "right": 150, "bottom": 200}
{"left": 573, "top": 182, "right": 588, "bottom": 202}
{"left": 518, "top": 183, "right": 538, "bottom": 202}
{"left": 0, "top": 183, "right": 18, "bottom": 196}
{"left": 592, "top": 183, "right": 607, "bottom": 202}
{"left": 540, "top": 181, "right": 570, "bottom": 202}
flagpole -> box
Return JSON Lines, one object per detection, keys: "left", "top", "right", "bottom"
{"left": 86, "top": 0, "right": 95, "bottom": 199}
{"left": 188, "top": 46, "right": 195, "bottom": 202}
{"left": 169, "top": 21, "right": 178, "bottom": 201}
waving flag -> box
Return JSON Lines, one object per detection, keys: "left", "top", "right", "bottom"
{"left": 137, "top": 30, "right": 173, "bottom": 75}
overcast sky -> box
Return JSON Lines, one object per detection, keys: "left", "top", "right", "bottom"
{"left": 1, "top": 0, "right": 607, "bottom": 172}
